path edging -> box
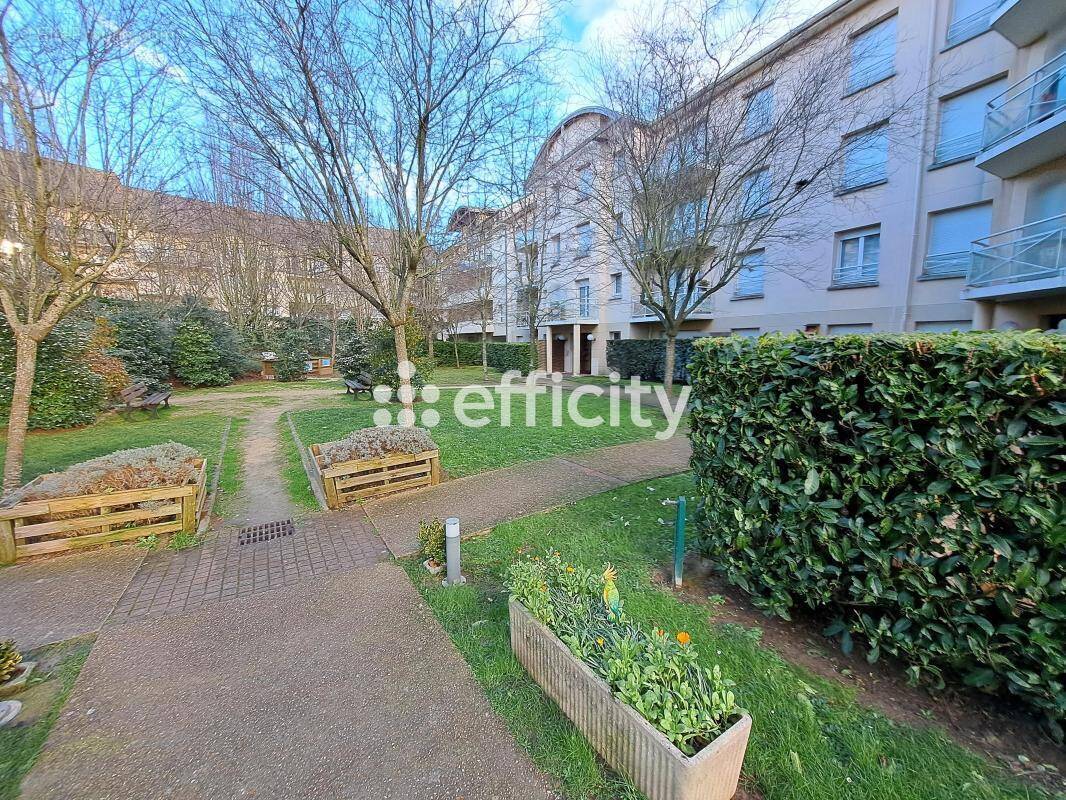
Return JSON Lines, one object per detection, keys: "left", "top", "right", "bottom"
{"left": 285, "top": 411, "right": 329, "bottom": 512}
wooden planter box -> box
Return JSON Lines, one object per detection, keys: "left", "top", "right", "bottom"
{"left": 509, "top": 600, "right": 751, "bottom": 800}
{"left": 0, "top": 459, "right": 207, "bottom": 564}
{"left": 310, "top": 446, "right": 440, "bottom": 509}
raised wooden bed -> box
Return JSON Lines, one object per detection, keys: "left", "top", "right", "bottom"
{"left": 310, "top": 445, "right": 440, "bottom": 509}
{"left": 510, "top": 600, "right": 751, "bottom": 800}
{"left": 0, "top": 459, "right": 207, "bottom": 564}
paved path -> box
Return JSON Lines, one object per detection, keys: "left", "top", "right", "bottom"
{"left": 365, "top": 435, "right": 692, "bottom": 556}
{"left": 21, "top": 563, "right": 556, "bottom": 800}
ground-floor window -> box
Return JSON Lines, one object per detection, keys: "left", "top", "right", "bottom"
{"left": 914, "top": 320, "right": 972, "bottom": 332}
{"left": 827, "top": 323, "right": 873, "bottom": 335}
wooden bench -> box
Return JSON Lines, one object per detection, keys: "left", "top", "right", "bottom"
{"left": 119, "top": 382, "right": 172, "bottom": 417}
{"left": 344, "top": 373, "right": 372, "bottom": 397}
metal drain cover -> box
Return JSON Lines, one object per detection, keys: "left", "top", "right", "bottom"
{"left": 237, "top": 519, "right": 296, "bottom": 546}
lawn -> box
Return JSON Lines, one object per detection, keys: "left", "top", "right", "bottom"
{"left": 0, "top": 636, "right": 93, "bottom": 800}
{"left": 288, "top": 387, "right": 670, "bottom": 481}
{"left": 173, "top": 378, "right": 343, "bottom": 395}
{"left": 403, "top": 475, "right": 1051, "bottom": 800}
{"left": 430, "top": 365, "right": 504, "bottom": 386}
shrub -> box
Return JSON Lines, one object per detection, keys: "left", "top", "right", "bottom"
{"left": 7, "top": 442, "right": 202, "bottom": 502}
{"left": 105, "top": 304, "right": 172, "bottom": 392}
{"left": 0, "top": 320, "right": 106, "bottom": 430}
{"left": 368, "top": 320, "right": 433, "bottom": 393}
{"left": 418, "top": 518, "right": 446, "bottom": 564}
{"left": 688, "top": 331, "right": 1066, "bottom": 735}
{"left": 273, "top": 328, "right": 311, "bottom": 382}
{"left": 170, "top": 298, "right": 258, "bottom": 380}
{"left": 172, "top": 320, "right": 231, "bottom": 387}
{"left": 440, "top": 340, "right": 534, "bottom": 375}
{"left": 335, "top": 330, "right": 373, "bottom": 380}
{"left": 508, "top": 551, "right": 741, "bottom": 755}
{"left": 317, "top": 425, "right": 437, "bottom": 467}
{"left": 0, "top": 639, "right": 22, "bottom": 683}
{"left": 606, "top": 338, "right": 698, "bottom": 383}
{"left": 85, "top": 318, "right": 131, "bottom": 400}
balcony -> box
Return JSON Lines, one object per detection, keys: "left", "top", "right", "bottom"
{"left": 976, "top": 51, "right": 1066, "bottom": 178}
{"left": 990, "top": 0, "right": 1066, "bottom": 47}
{"left": 922, "top": 251, "right": 971, "bottom": 279}
{"left": 962, "top": 213, "right": 1066, "bottom": 300}
{"left": 631, "top": 292, "right": 714, "bottom": 321}
{"left": 946, "top": 2, "right": 998, "bottom": 48}
{"left": 541, "top": 297, "right": 598, "bottom": 324}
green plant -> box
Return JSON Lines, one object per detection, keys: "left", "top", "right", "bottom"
{"left": 317, "top": 425, "right": 437, "bottom": 466}
{"left": 0, "top": 319, "right": 106, "bottom": 430}
{"left": 167, "top": 530, "right": 201, "bottom": 551}
{"left": 334, "top": 331, "right": 373, "bottom": 380}
{"left": 439, "top": 340, "right": 533, "bottom": 375}
{"left": 418, "top": 519, "right": 446, "bottom": 564}
{"left": 507, "top": 550, "right": 741, "bottom": 755}
{"left": 273, "top": 328, "right": 311, "bottom": 382}
{"left": 368, "top": 319, "right": 434, "bottom": 394}
{"left": 0, "top": 640, "right": 22, "bottom": 684}
{"left": 172, "top": 320, "right": 231, "bottom": 387}
{"left": 102, "top": 302, "right": 173, "bottom": 392}
{"left": 688, "top": 330, "right": 1066, "bottom": 736}
{"left": 606, "top": 338, "right": 697, "bottom": 383}
{"left": 136, "top": 534, "right": 160, "bottom": 551}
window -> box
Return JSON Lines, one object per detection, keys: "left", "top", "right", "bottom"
{"left": 840, "top": 125, "right": 888, "bottom": 192}
{"left": 671, "top": 199, "right": 707, "bottom": 242}
{"left": 744, "top": 85, "right": 774, "bottom": 138}
{"left": 915, "top": 320, "right": 973, "bottom": 332}
{"left": 614, "top": 212, "right": 624, "bottom": 238}
{"left": 578, "top": 166, "right": 594, "bottom": 197}
{"left": 609, "top": 330, "right": 622, "bottom": 341}
{"left": 833, "top": 226, "right": 880, "bottom": 286}
{"left": 741, "top": 169, "right": 771, "bottom": 218}
{"left": 614, "top": 151, "right": 626, "bottom": 177}
{"left": 576, "top": 223, "right": 593, "bottom": 256}
{"left": 550, "top": 235, "right": 561, "bottom": 263}
{"left": 847, "top": 15, "right": 896, "bottom": 94}
{"left": 924, "top": 202, "right": 992, "bottom": 277}
{"left": 735, "top": 250, "right": 765, "bottom": 297}
{"left": 934, "top": 80, "right": 1005, "bottom": 164}
{"left": 827, "top": 323, "right": 873, "bottom": 335}
{"left": 577, "top": 280, "right": 591, "bottom": 316}
{"left": 610, "top": 272, "right": 623, "bottom": 297}
{"left": 946, "top": 0, "right": 996, "bottom": 47}
{"left": 731, "top": 327, "right": 760, "bottom": 338}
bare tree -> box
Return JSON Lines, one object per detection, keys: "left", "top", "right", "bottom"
{"left": 581, "top": 0, "right": 920, "bottom": 393}
{"left": 0, "top": 0, "right": 179, "bottom": 488}
{"left": 169, "top": 0, "right": 551, "bottom": 419}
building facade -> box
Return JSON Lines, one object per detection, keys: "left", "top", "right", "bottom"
{"left": 449, "top": 0, "right": 1066, "bottom": 375}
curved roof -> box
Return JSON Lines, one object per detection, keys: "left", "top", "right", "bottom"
{"left": 528, "top": 106, "right": 619, "bottom": 185}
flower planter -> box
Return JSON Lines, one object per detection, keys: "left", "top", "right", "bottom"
{"left": 509, "top": 600, "right": 751, "bottom": 800}
{"left": 0, "top": 459, "right": 208, "bottom": 564}
{"left": 0, "top": 662, "right": 36, "bottom": 698}
{"left": 310, "top": 445, "right": 441, "bottom": 509}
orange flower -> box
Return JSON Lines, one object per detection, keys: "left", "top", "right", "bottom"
{"left": 654, "top": 628, "right": 665, "bottom": 638}
{"left": 676, "top": 631, "right": 691, "bottom": 646}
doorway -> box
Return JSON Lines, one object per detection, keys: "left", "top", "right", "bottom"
{"left": 579, "top": 335, "right": 592, "bottom": 374}
{"left": 551, "top": 337, "right": 566, "bottom": 373}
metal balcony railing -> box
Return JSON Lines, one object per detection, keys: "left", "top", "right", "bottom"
{"left": 541, "top": 297, "right": 598, "bottom": 322}
{"left": 631, "top": 292, "right": 714, "bottom": 319}
{"left": 922, "top": 251, "right": 972, "bottom": 278}
{"left": 982, "top": 50, "right": 1066, "bottom": 150}
{"left": 968, "top": 213, "right": 1066, "bottom": 288}
{"left": 946, "top": 2, "right": 998, "bottom": 47}
{"left": 933, "top": 130, "right": 982, "bottom": 164}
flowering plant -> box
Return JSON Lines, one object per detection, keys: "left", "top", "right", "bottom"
{"left": 508, "top": 550, "right": 741, "bottom": 755}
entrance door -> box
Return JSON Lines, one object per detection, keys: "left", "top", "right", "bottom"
{"left": 552, "top": 337, "right": 566, "bottom": 373}
{"left": 579, "top": 335, "right": 591, "bottom": 374}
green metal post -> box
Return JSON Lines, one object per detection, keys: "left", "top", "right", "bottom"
{"left": 673, "top": 495, "right": 686, "bottom": 588}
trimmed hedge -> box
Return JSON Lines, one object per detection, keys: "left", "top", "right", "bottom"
{"left": 688, "top": 331, "right": 1066, "bottom": 734}
{"left": 441, "top": 339, "right": 534, "bottom": 375}
{"left": 606, "top": 338, "right": 698, "bottom": 383}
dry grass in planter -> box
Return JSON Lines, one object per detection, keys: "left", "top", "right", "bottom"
{"left": 0, "top": 442, "right": 207, "bottom": 563}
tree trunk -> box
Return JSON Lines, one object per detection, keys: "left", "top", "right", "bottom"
{"left": 4, "top": 336, "right": 39, "bottom": 491}
{"left": 528, "top": 296, "right": 538, "bottom": 372}
{"left": 392, "top": 322, "right": 415, "bottom": 418}
{"left": 663, "top": 332, "right": 677, "bottom": 397}
{"left": 426, "top": 330, "right": 435, "bottom": 361}
{"left": 453, "top": 337, "right": 459, "bottom": 368}
{"left": 480, "top": 321, "right": 489, "bottom": 380}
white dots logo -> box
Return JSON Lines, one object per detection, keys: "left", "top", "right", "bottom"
{"left": 371, "top": 361, "right": 439, "bottom": 428}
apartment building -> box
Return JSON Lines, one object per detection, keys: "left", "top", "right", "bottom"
{"left": 449, "top": 0, "right": 1066, "bottom": 375}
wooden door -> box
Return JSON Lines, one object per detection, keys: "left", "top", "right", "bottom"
{"left": 579, "top": 336, "right": 591, "bottom": 374}
{"left": 552, "top": 338, "right": 566, "bottom": 373}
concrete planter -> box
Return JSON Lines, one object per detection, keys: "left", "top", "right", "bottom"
{"left": 509, "top": 600, "right": 751, "bottom": 800}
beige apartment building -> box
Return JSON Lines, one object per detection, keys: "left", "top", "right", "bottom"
{"left": 448, "top": 0, "right": 1066, "bottom": 375}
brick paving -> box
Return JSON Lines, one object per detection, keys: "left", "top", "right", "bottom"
{"left": 110, "top": 509, "right": 387, "bottom": 622}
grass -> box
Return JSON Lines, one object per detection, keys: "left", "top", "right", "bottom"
{"left": 280, "top": 412, "right": 321, "bottom": 512}
{"left": 430, "top": 365, "right": 504, "bottom": 385}
{"left": 288, "top": 387, "right": 669, "bottom": 482}
{"left": 214, "top": 416, "right": 249, "bottom": 518}
{"left": 0, "top": 636, "right": 94, "bottom": 800}
{"left": 173, "top": 378, "right": 343, "bottom": 395}
{"left": 403, "top": 475, "right": 1051, "bottom": 800}
{"left": 6, "top": 409, "right": 234, "bottom": 483}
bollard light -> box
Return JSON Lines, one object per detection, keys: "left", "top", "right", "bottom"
{"left": 443, "top": 516, "right": 466, "bottom": 586}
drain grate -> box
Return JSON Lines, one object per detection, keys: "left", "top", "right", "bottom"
{"left": 237, "top": 519, "right": 296, "bottom": 546}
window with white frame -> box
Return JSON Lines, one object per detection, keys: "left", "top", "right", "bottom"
{"left": 577, "top": 279, "right": 591, "bottom": 316}
{"left": 741, "top": 169, "right": 771, "bottom": 218}
{"left": 915, "top": 320, "right": 973, "bottom": 332}
{"left": 946, "top": 0, "right": 997, "bottom": 47}
{"left": 550, "top": 235, "right": 561, "bottom": 263}
{"left": 736, "top": 250, "right": 765, "bottom": 297}
{"left": 614, "top": 212, "right": 624, "bottom": 238}
{"left": 924, "top": 202, "right": 992, "bottom": 277}
{"left": 847, "top": 15, "right": 897, "bottom": 94}
{"left": 827, "top": 322, "right": 873, "bottom": 335}
{"left": 744, "top": 85, "right": 774, "bottom": 138}
{"left": 578, "top": 166, "right": 594, "bottom": 197}
{"left": 576, "top": 223, "right": 593, "bottom": 256}
{"left": 731, "top": 327, "right": 760, "bottom": 338}
{"left": 609, "top": 330, "right": 622, "bottom": 340}
{"left": 671, "top": 198, "right": 707, "bottom": 242}
{"left": 833, "top": 226, "right": 881, "bottom": 286}
{"left": 840, "top": 125, "right": 888, "bottom": 191}
{"left": 934, "top": 79, "right": 1006, "bottom": 164}
{"left": 610, "top": 272, "right": 623, "bottom": 297}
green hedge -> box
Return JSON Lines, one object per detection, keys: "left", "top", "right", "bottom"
{"left": 606, "top": 338, "right": 698, "bottom": 383}
{"left": 441, "top": 339, "right": 533, "bottom": 375}
{"left": 688, "top": 331, "right": 1066, "bottom": 735}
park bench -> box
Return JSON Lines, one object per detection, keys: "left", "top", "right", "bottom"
{"left": 119, "top": 382, "right": 172, "bottom": 417}
{"left": 344, "top": 373, "right": 373, "bottom": 398}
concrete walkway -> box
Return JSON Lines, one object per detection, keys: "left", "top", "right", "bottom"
{"left": 365, "top": 435, "right": 692, "bottom": 556}
{"left": 21, "top": 563, "right": 556, "bottom": 800}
